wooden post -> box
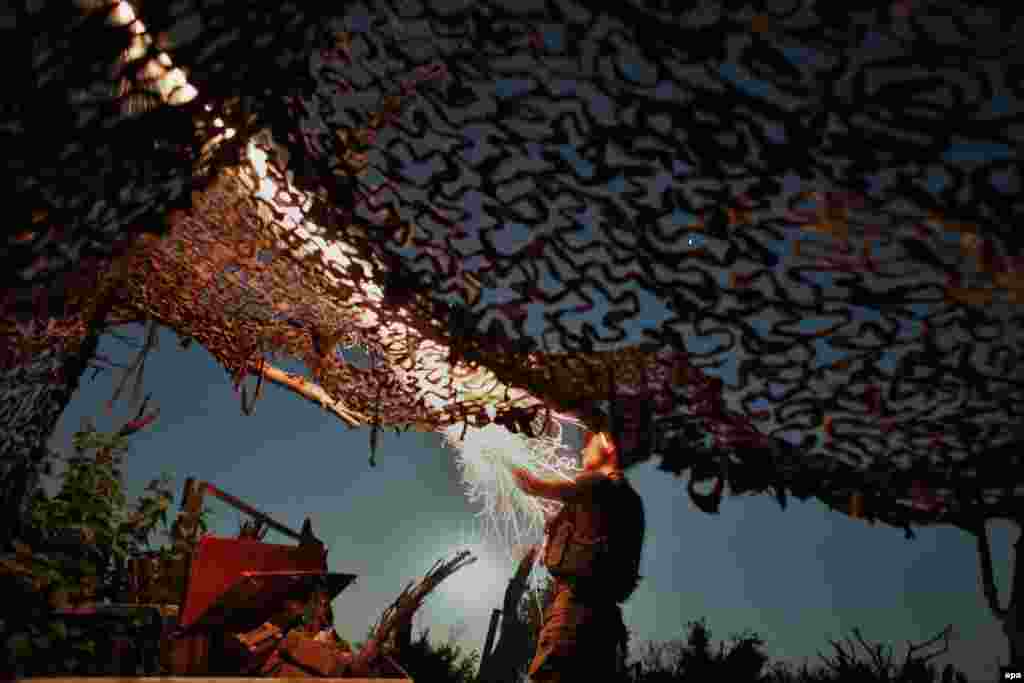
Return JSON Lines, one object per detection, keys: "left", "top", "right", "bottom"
{"left": 477, "top": 608, "right": 502, "bottom": 682}
{"left": 478, "top": 546, "right": 539, "bottom": 683}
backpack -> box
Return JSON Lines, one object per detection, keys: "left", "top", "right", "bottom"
{"left": 543, "top": 472, "right": 644, "bottom": 603}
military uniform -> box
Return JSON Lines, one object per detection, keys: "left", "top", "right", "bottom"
{"left": 527, "top": 470, "right": 643, "bottom": 683}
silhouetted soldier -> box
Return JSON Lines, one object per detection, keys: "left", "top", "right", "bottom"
{"left": 511, "top": 430, "right": 646, "bottom": 683}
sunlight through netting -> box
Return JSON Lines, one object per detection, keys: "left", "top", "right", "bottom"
{"left": 444, "top": 415, "right": 581, "bottom": 551}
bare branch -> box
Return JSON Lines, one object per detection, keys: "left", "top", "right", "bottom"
{"left": 902, "top": 624, "right": 954, "bottom": 671}
{"left": 105, "top": 329, "right": 145, "bottom": 348}
{"left": 851, "top": 627, "right": 891, "bottom": 676}
{"left": 370, "top": 550, "right": 477, "bottom": 656}
{"left": 249, "top": 360, "right": 367, "bottom": 427}
{"left": 818, "top": 636, "right": 855, "bottom": 675}
{"left": 816, "top": 649, "right": 836, "bottom": 674}
{"left": 89, "top": 356, "right": 129, "bottom": 370}
{"left": 240, "top": 358, "right": 266, "bottom": 416}
{"left": 109, "top": 318, "right": 158, "bottom": 410}
{"left": 247, "top": 359, "right": 452, "bottom": 431}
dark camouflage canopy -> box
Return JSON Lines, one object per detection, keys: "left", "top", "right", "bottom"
{"left": 5, "top": 0, "right": 1024, "bottom": 542}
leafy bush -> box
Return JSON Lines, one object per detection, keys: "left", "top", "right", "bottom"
{"left": 0, "top": 412, "right": 210, "bottom": 675}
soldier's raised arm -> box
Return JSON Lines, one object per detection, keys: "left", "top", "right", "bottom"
{"left": 509, "top": 467, "right": 604, "bottom": 502}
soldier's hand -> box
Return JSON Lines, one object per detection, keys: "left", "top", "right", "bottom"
{"left": 510, "top": 467, "right": 533, "bottom": 493}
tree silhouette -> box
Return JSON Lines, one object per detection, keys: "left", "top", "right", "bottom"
{"left": 631, "top": 619, "right": 968, "bottom": 683}
{"left": 397, "top": 626, "right": 480, "bottom": 683}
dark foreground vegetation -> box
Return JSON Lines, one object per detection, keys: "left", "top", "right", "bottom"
{"left": 375, "top": 616, "right": 969, "bottom": 683}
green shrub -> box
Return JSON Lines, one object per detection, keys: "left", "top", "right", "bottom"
{"left": 1, "top": 415, "right": 210, "bottom": 675}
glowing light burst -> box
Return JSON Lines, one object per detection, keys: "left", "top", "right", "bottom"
{"left": 443, "top": 417, "right": 580, "bottom": 551}
{"left": 440, "top": 519, "right": 513, "bottom": 605}
{"left": 444, "top": 517, "right": 549, "bottom": 622}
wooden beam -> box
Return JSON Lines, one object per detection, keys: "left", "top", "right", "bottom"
{"left": 248, "top": 360, "right": 368, "bottom": 428}
{"left": 246, "top": 359, "right": 440, "bottom": 433}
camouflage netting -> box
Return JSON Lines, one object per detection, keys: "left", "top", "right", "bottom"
{"left": 3, "top": 0, "right": 340, "bottom": 319}
{"left": 0, "top": 0, "right": 349, "bottom": 542}
{"left": 6, "top": 0, "right": 1024, "bottom": 538}
{"left": 287, "top": 0, "right": 1024, "bottom": 532}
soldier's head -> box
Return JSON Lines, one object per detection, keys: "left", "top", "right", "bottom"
{"left": 581, "top": 430, "right": 619, "bottom": 472}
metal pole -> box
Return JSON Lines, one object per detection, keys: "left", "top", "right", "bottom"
{"left": 201, "top": 482, "right": 304, "bottom": 542}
